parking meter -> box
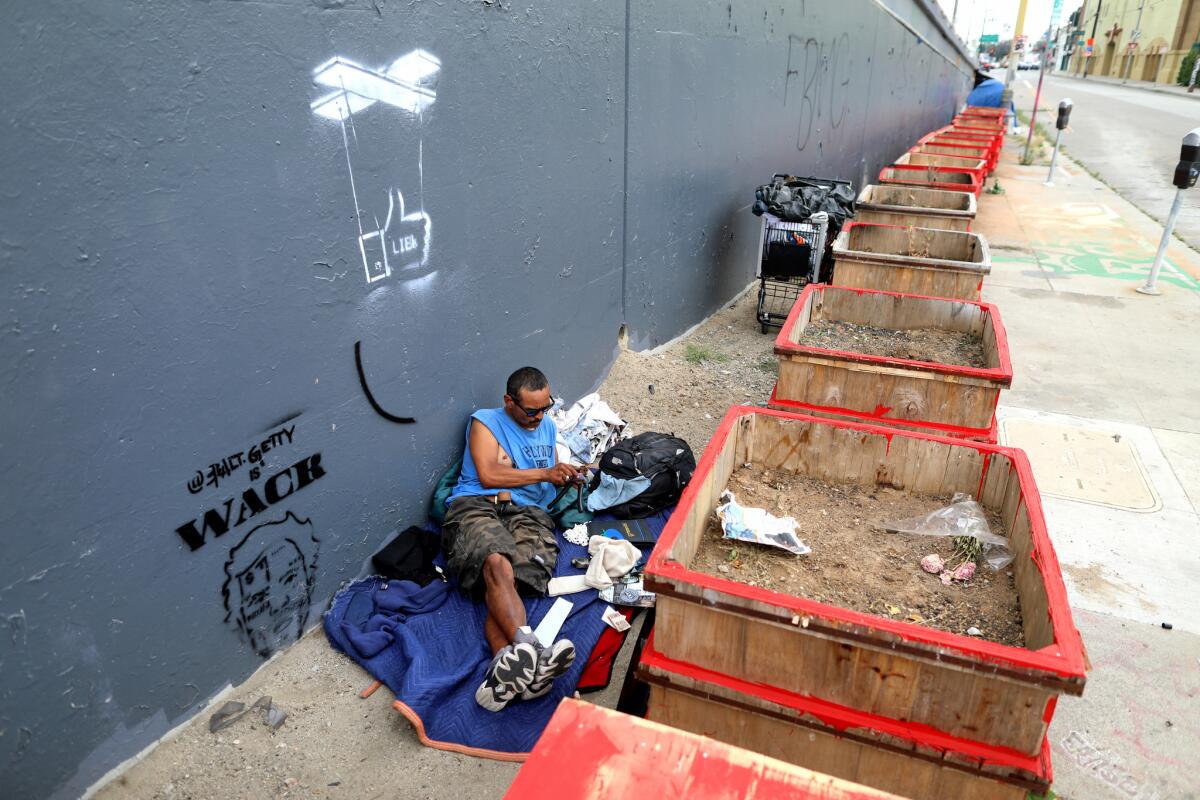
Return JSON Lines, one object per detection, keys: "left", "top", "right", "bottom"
{"left": 1140, "top": 127, "right": 1200, "bottom": 294}
{"left": 1172, "top": 128, "right": 1200, "bottom": 189}
{"left": 1045, "top": 100, "right": 1073, "bottom": 185}
{"left": 1055, "top": 99, "right": 1073, "bottom": 131}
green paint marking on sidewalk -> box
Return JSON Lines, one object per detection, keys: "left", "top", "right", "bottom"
{"left": 993, "top": 245, "right": 1200, "bottom": 291}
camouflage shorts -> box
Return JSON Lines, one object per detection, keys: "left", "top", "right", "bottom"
{"left": 442, "top": 496, "right": 558, "bottom": 596}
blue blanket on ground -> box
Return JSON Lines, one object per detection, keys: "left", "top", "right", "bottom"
{"left": 322, "top": 511, "right": 670, "bottom": 757}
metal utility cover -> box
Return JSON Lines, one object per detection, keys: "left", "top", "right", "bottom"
{"left": 1000, "top": 419, "right": 1160, "bottom": 512}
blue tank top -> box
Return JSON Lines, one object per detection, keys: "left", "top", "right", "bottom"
{"left": 447, "top": 408, "right": 558, "bottom": 509}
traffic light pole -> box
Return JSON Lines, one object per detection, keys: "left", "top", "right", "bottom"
{"left": 1006, "top": 0, "right": 1030, "bottom": 80}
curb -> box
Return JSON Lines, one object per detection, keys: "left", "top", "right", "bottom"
{"left": 1052, "top": 72, "right": 1200, "bottom": 102}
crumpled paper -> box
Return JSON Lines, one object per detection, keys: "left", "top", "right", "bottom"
{"left": 716, "top": 491, "right": 810, "bottom": 556}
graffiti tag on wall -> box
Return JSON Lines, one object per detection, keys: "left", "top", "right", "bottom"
{"left": 186, "top": 425, "right": 297, "bottom": 495}
{"left": 310, "top": 50, "right": 441, "bottom": 285}
{"left": 175, "top": 453, "right": 327, "bottom": 551}
{"left": 784, "top": 34, "right": 852, "bottom": 153}
{"left": 222, "top": 512, "right": 320, "bottom": 657}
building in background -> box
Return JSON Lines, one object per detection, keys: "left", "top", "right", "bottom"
{"left": 1072, "top": 0, "right": 1185, "bottom": 81}
{"left": 1170, "top": 0, "right": 1200, "bottom": 81}
{"left": 1052, "top": 4, "right": 1086, "bottom": 72}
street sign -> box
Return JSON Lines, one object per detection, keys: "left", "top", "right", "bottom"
{"left": 981, "top": 34, "right": 999, "bottom": 43}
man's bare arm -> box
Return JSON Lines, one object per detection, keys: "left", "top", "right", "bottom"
{"left": 469, "top": 420, "right": 579, "bottom": 488}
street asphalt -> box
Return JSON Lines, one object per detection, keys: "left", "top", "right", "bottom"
{"left": 1005, "top": 68, "right": 1200, "bottom": 253}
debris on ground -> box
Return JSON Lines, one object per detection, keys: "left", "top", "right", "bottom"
{"left": 209, "top": 702, "right": 246, "bottom": 734}
{"left": 207, "top": 696, "right": 288, "bottom": 734}
{"left": 920, "top": 554, "right": 945, "bottom": 574}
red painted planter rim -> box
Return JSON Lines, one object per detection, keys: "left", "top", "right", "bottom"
{"left": 890, "top": 159, "right": 986, "bottom": 184}
{"left": 766, "top": 385, "right": 999, "bottom": 443}
{"left": 878, "top": 167, "right": 982, "bottom": 196}
{"left": 920, "top": 130, "right": 1002, "bottom": 149}
{"left": 644, "top": 406, "right": 1089, "bottom": 682}
{"left": 640, "top": 630, "right": 1053, "bottom": 781}
{"left": 880, "top": 164, "right": 982, "bottom": 185}
{"left": 774, "top": 280, "right": 1012, "bottom": 383}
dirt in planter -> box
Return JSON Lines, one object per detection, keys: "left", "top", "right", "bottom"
{"left": 688, "top": 465, "right": 1025, "bottom": 647}
{"left": 797, "top": 319, "right": 987, "bottom": 368}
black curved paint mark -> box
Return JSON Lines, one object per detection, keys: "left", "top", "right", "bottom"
{"left": 354, "top": 340, "right": 416, "bottom": 424}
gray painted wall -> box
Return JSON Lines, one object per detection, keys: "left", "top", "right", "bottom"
{"left": 0, "top": 1, "right": 970, "bottom": 796}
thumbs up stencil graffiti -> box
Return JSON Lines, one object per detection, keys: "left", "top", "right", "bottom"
{"left": 310, "top": 50, "right": 440, "bottom": 285}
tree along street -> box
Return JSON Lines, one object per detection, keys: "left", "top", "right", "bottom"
{"left": 1007, "top": 70, "right": 1200, "bottom": 252}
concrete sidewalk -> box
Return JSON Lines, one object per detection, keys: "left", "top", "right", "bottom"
{"left": 977, "top": 140, "right": 1200, "bottom": 800}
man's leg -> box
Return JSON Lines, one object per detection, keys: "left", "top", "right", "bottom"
{"left": 482, "top": 553, "right": 526, "bottom": 655}
{"left": 443, "top": 497, "right": 539, "bottom": 711}
{"left": 503, "top": 505, "right": 576, "bottom": 700}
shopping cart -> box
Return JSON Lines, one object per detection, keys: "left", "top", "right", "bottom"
{"left": 754, "top": 211, "right": 829, "bottom": 334}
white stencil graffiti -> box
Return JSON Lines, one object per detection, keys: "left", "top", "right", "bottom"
{"left": 1059, "top": 730, "right": 1162, "bottom": 800}
{"left": 310, "top": 50, "right": 440, "bottom": 285}
{"left": 358, "top": 188, "right": 430, "bottom": 283}
{"left": 311, "top": 51, "right": 440, "bottom": 120}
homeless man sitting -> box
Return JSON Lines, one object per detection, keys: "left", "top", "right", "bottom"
{"left": 444, "top": 366, "right": 586, "bottom": 711}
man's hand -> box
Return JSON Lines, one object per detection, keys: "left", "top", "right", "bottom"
{"left": 543, "top": 463, "right": 584, "bottom": 486}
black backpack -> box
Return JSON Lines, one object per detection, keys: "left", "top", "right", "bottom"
{"left": 595, "top": 432, "right": 696, "bottom": 518}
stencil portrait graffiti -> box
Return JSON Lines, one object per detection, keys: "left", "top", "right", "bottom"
{"left": 221, "top": 512, "right": 320, "bottom": 657}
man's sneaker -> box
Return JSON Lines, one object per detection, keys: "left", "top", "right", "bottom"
{"left": 519, "top": 639, "right": 576, "bottom": 701}
{"left": 474, "top": 641, "right": 538, "bottom": 712}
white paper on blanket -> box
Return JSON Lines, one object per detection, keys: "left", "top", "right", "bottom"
{"left": 550, "top": 392, "right": 626, "bottom": 466}
{"left": 716, "top": 490, "right": 811, "bottom": 556}
{"left": 546, "top": 574, "right": 591, "bottom": 597}
{"left": 532, "top": 597, "right": 573, "bottom": 648}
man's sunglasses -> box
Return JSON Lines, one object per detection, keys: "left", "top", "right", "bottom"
{"left": 515, "top": 399, "right": 555, "bottom": 418}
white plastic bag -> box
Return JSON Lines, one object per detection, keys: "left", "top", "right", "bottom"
{"left": 881, "top": 493, "right": 1013, "bottom": 570}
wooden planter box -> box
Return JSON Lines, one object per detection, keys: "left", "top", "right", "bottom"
{"left": 640, "top": 636, "right": 1050, "bottom": 800}
{"left": 947, "top": 122, "right": 1004, "bottom": 144}
{"left": 961, "top": 106, "right": 1006, "bottom": 120}
{"left": 643, "top": 408, "right": 1088, "bottom": 757}
{"left": 830, "top": 221, "right": 991, "bottom": 300}
{"left": 855, "top": 185, "right": 976, "bottom": 232}
{"left": 923, "top": 129, "right": 1000, "bottom": 154}
{"left": 912, "top": 142, "right": 993, "bottom": 173}
{"left": 879, "top": 165, "right": 981, "bottom": 197}
{"left": 770, "top": 285, "right": 1010, "bottom": 439}
{"left": 506, "top": 698, "right": 908, "bottom": 800}
{"left": 927, "top": 130, "right": 1000, "bottom": 159}
{"left": 894, "top": 152, "right": 987, "bottom": 183}
{"left": 953, "top": 118, "right": 1005, "bottom": 135}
